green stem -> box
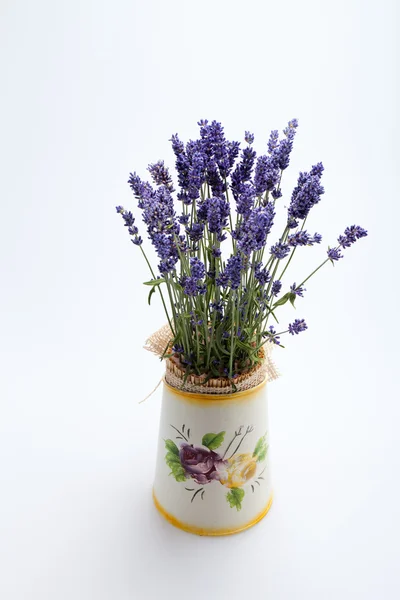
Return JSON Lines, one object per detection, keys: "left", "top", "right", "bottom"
{"left": 140, "top": 246, "right": 175, "bottom": 336}
{"left": 278, "top": 217, "right": 308, "bottom": 282}
{"left": 229, "top": 292, "right": 235, "bottom": 377}
{"left": 297, "top": 258, "right": 330, "bottom": 289}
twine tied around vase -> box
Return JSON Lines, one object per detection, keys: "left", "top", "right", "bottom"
{"left": 139, "top": 323, "right": 280, "bottom": 402}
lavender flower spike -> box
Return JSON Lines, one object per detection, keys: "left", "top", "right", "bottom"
{"left": 288, "top": 319, "right": 308, "bottom": 335}
{"left": 290, "top": 283, "right": 306, "bottom": 297}
{"left": 147, "top": 160, "right": 175, "bottom": 192}
{"left": 327, "top": 247, "right": 343, "bottom": 261}
{"left": 115, "top": 205, "right": 143, "bottom": 246}
{"left": 270, "top": 242, "right": 290, "bottom": 260}
{"left": 216, "top": 255, "right": 243, "bottom": 290}
{"left": 288, "top": 164, "right": 324, "bottom": 221}
{"left": 338, "top": 225, "right": 368, "bottom": 248}
{"left": 264, "top": 325, "right": 281, "bottom": 345}
{"left": 271, "top": 280, "right": 282, "bottom": 296}
{"left": 254, "top": 154, "right": 280, "bottom": 196}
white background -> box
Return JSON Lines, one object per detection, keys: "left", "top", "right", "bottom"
{"left": 1, "top": 1, "right": 399, "bottom": 598}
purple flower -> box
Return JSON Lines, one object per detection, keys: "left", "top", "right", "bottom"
{"left": 181, "top": 270, "right": 206, "bottom": 296}
{"left": 288, "top": 217, "right": 299, "bottom": 229}
{"left": 288, "top": 164, "right": 324, "bottom": 221}
{"left": 337, "top": 235, "right": 352, "bottom": 248}
{"left": 231, "top": 147, "right": 257, "bottom": 199}
{"left": 159, "top": 256, "right": 178, "bottom": 274}
{"left": 179, "top": 443, "right": 226, "bottom": 484}
{"left": 290, "top": 283, "right": 306, "bottom": 297}
{"left": 288, "top": 231, "right": 311, "bottom": 247}
{"left": 199, "top": 120, "right": 238, "bottom": 178}
{"left": 270, "top": 119, "right": 299, "bottom": 171}
{"left": 283, "top": 118, "right": 299, "bottom": 139}
{"left": 115, "top": 206, "right": 143, "bottom": 246}
{"left": 313, "top": 233, "right": 322, "bottom": 244}
{"left": 216, "top": 255, "right": 243, "bottom": 290}
{"left": 310, "top": 162, "right": 324, "bottom": 177}
{"left": 147, "top": 160, "right": 174, "bottom": 192}
{"left": 264, "top": 325, "right": 281, "bottom": 345}
{"left": 186, "top": 222, "right": 204, "bottom": 242}
{"left": 237, "top": 204, "right": 275, "bottom": 255}
{"left": 210, "top": 301, "right": 223, "bottom": 315}
{"left": 182, "top": 276, "right": 199, "bottom": 296}
{"left": 274, "top": 138, "right": 292, "bottom": 170}
{"left": 271, "top": 188, "right": 282, "bottom": 200}
{"left": 170, "top": 134, "right": 190, "bottom": 191}
{"left": 270, "top": 241, "right": 290, "bottom": 259}
{"left": 198, "top": 196, "right": 230, "bottom": 235}
{"left": 190, "top": 257, "right": 205, "bottom": 280}
{"left": 178, "top": 214, "right": 189, "bottom": 225}
{"left": 212, "top": 245, "right": 221, "bottom": 258}
{"left": 268, "top": 130, "right": 279, "bottom": 154}
{"left": 132, "top": 181, "right": 179, "bottom": 271}
{"left": 271, "top": 280, "right": 282, "bottom": 296}
{"left": 254, "top": 262, "right": 271, "bottom": 286}
{"left": 227, "top": 140, "right": 240, "bottom": 172}
{"left": 327, "top": 247, "right": 343, "bottom": 261}
{"left": 152, "top": 232, "right": 174, "bottom": 259}
{"left": 245, "top": 131, "right": 254, "bottom": 144}
{"left": 287, "top": 230, "right": 322, "bottom": 247}
{"left": 187, "top": 151, "right": 206, "bottom": 201}
{"left": 235, "top": 183, "right": 256, "bottom": 217}
{"left": 206, "top": 160, "right": 226, "bottom": 198}
{"left": 128, "top": 172, "right": 153, "bottom": 200}
{"left": 172, "top": 344, "right": 184, "bottom": 354}
{"left": 130, "top": 175, "right": 177, "bottom": 235}
{"left": 122, "top": 211, "right": 134, "bottom": 227}
{"left": 338, "top": 225, "right": 368, "bottom": 248}
{"left": 254, "top": 154, "right": 280, "bottom": 196}
{"left": 288, "top": 318, "right": 308, "bottom": 335}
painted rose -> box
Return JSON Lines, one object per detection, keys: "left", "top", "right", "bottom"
{"left": 179, "top": 443, "right": 226, "bottom": 484}
{"left": 217, "top": 453, "right": 257, "bottom": 488}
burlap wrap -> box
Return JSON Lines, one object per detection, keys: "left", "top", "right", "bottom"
{"left": 144, "top": 323, "right": 280, "bottom": 394}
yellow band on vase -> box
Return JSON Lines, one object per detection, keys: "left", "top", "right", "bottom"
{"left": 153, "top": 489, "right": 273, "bottom": 536}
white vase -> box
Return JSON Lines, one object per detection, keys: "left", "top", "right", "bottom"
{"left": 153, "top": 378, "right": 273, "bottom": 536}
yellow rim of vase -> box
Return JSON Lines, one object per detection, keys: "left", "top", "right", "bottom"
{"left": 162, "top": 376, "right": 267, "bottom": 404}
{"left": 153, "top": 489, "right": 273, "bottom": 536}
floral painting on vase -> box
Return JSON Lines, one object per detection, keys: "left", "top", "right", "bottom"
{"left": 164, "top": 424, "right": 268, "bottom": 510}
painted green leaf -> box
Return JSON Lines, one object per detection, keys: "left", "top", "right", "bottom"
{"left": 253, "top": 435, "right": 268, "bottom": 463}
{"left": 226, "top": 488, "right": 245, "bottom": 511}
{"left": 169, "top": 461, "right": 187, "bottom": 482}
{"left": 165, "top": 451, "right": 181, "bottom": 467}
{"left": 165, "top": 439, "right": 179, "bottom": 456}
{"left": 164, "top": 439, "right": 186, "bottom": 481}
{"left": 256, "top": 444, "right": 268, "bottom": 463}
{"left": 202, "top": 431, "right": 226, "bottom": 450}
{"left": 253, "top": 435, "right": 265, "bottom": 457}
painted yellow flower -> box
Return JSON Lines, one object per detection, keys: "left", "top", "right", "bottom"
{"left": 218, "top": 453, "right": 257, "bottom": 488}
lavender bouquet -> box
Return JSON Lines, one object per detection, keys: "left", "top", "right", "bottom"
{"left": 116, "top": 119, "right": 367, "bottom": 386}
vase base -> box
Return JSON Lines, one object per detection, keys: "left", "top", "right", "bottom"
{"left": 152, "top": 490, "right": 273, "bottom": 536}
